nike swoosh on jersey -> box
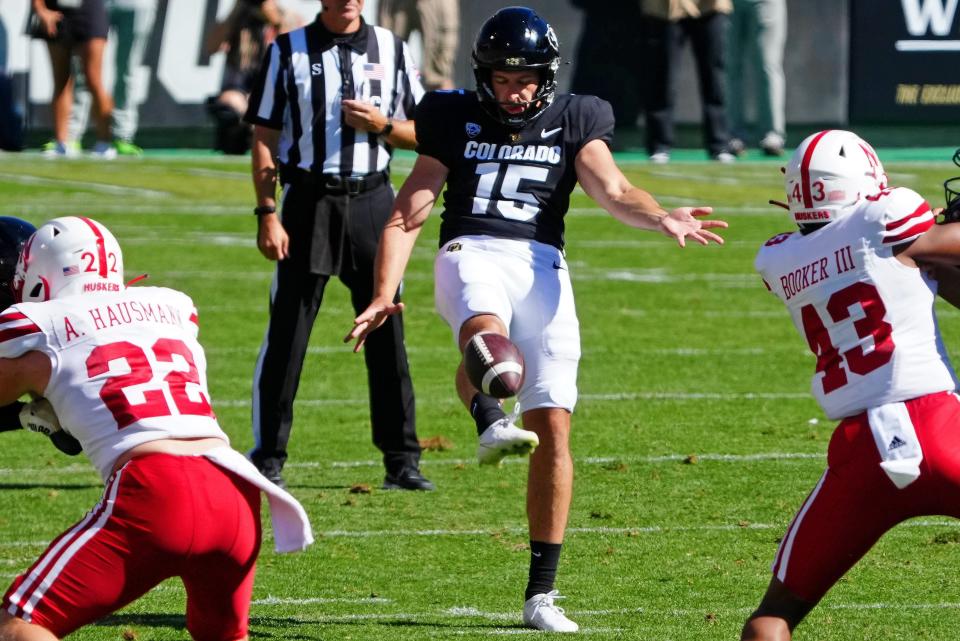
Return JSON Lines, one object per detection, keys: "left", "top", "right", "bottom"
{"left": 541, "top": 127, "right": 562, "bottom": 138}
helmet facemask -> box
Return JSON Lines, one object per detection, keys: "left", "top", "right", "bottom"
{"left": 943, "top": 148, "right": 960, "bottom": 223}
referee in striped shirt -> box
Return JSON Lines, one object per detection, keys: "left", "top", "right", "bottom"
{"left": 244, "top": 0, "right": 432, "bottom": 491}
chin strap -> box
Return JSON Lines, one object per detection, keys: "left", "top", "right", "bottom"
{"left": 126, "top": 273, "right": 149, "bottom": 286}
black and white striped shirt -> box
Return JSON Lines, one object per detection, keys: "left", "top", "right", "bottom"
{"left": 245, "top": 18, "right": 424, "bottom": 177}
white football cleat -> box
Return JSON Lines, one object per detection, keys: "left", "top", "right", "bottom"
{"left": 477, "top": 404, "right": 538, "bottom": 465}
{"left": 523, "top": 590, "right": 579, "bottom": 632}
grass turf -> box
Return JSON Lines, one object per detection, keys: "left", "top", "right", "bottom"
{"left": 0, "top": 149, "right": 959, "bottom": 639}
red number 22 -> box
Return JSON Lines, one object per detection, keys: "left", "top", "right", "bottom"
{"left": 85, "top": 339, "right": 215, "bottom": 429}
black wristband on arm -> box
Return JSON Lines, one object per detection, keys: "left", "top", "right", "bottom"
{"left": 254, "top": 205, "right": 276, "bottom": 216}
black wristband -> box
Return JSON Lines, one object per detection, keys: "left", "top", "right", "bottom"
{"left": 378, "top": 120, "right": 394, "bottom": 137}
{"left": 254, "top": 205, "right": 276, "bottom": 216}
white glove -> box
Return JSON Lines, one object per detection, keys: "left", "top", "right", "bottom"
{"left": 19, "top": 398, "right": 63, "bottom": 436}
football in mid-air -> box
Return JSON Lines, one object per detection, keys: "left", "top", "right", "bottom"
{"left": 464, "top": 332, "right": 525, "bottom": 398}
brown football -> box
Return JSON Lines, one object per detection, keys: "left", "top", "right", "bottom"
{"left": 464, "top": 332, "right": 525, "bottom": 398}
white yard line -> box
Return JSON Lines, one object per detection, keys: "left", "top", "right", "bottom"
{"left": 3, "top": 518, "right": 958, "bottom": 551}
{"left": 252, "top": 596, "right": 392, "bottom": 605}
{"left": 241, "top": 599, "right": 960, "bottom": 626}
{"left": 0, "top": 173, "right": 168, "bottom": 198}
{"left": 210, "top": 391, "right": 811, "bottom": 408}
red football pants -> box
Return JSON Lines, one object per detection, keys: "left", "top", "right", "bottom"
{"left": 3, "top": 453, "right": 262, "bottom": 640}
{"left": 772, "top": 391, "right": 960, "bottom": 602}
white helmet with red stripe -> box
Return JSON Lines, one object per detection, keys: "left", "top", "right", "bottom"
{"left": 13, "top": 216, "right": 124, "bottom": 303}
{"left": 785, "top": 130, "right": 888, "bottom": 227}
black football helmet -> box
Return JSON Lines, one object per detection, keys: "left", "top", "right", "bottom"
{"left": 472, "top": 6, "right": 560, "bottom": 128}
{"left": 0, "top": 217, "right": 35, "bottom": 310}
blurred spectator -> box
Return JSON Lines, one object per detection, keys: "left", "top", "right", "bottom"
{"left": 641, "top": 0, "right": 735, "bottom": 163}
{"left": 30, "top": 0, "right": 115, "bottom": 158}
{"left": 205, "top": 0, "right": 297, "bottom": 154}
{"left": 726, "top": 0, "right": 786, "bottom": 156}
{"left": 0, "top": 13, "right": 25, "bottom": 150}
{"left": 569, "top": 0, "right": 645, "bottom": 133}
{"left": 69, "top": 0, "right": 158, "bottom": 156}
{"left": 377, "top": 0, "right": 458, "bottom": 90}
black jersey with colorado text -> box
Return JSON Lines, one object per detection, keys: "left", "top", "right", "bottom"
{"left": 415, "top": 90, "right": 615, "bottom": 250}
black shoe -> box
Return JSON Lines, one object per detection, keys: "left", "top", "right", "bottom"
{"left": 257, "top": 460, "right": 287, "bottom": 490}
{"left": 382, "top": 467, "right": 435, "bottom": 491}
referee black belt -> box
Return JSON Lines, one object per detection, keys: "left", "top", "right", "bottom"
{"left": 280, "top": 167, "right": 389, "bottom": 196}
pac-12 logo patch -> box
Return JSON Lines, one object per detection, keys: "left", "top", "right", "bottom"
{"left": 465, "top": 122, "right": 481, "bottom": 138}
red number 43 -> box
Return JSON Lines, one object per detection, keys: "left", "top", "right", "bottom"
{"left": 800, "top": 282, "right": 894, "bottom": 393}
{"left": 86, "top": 339, "right": 215, "bottom": 429}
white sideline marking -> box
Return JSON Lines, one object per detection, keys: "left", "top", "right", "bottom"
{"left": 0, "top": 173, "right": 167, "bottom": 198}
{"left": 0, "top": 451, "right": 824, "bottom": 479}
{"left": 582, "top": 269, "right": 758, "bottom": 286}
{"left": 212, "top": 391, "right": 811, "bottom": 408}
{"left": 156, "top": 270, "right": 273, "bottom": 280}
{"left": 578, "top": 238, "right": 761, "bottom": 248}
{"left": 206, "top": 344, "right": 801, "bottom": 356}
{"left": 242, "top": 600, "right": 960, "bottom": 627}
{"left": 0, "top": 452, "right": 821, "bottom": 479}
{"left": 567, "top": 205, "right": 783, "bottom": 218}
{"left": 3, "top": 519, "right": 959, "bottom": 551}
{"left": 619, "top": 308, "right": 789, "bottom": 319}
{"left": 309, "top": 452, "right": 824, "bottom": 470}
{"left": 252, "top": 596, "right": 392, "bottom": 605}
{"left": 316, "top": 523, "right": 780, "bottom": 538}
{"left": 13, "top": 203, "right": 245, "bottom": 215}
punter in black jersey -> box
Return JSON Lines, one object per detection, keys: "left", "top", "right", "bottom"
{"left": 347, "top": 7, "right": 727, "bottom": 631}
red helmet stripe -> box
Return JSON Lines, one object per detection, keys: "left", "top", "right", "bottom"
{"left": 800, "top": 130, "right": 832, "bottom": 209}
{"left": 77, "top": 217, "right": 108, "bottom": 278}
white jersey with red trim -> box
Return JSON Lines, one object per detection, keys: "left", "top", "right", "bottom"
{"left": 755, "top": 187, "right": 957, "bottom": 419}
{"left": 0, "top": 286, "right": 227, "bottom": 480}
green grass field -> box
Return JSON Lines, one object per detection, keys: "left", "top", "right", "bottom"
{"left": 2, "top": 149, "right": 960, "bottom": 640}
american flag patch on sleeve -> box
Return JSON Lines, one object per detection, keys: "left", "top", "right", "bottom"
{"left": 63, "top": 265, "right": 79, "bottom": 276}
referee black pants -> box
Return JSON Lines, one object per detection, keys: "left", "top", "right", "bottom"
{"left": 250, "top": 181, "right": 420, "bottom": 475}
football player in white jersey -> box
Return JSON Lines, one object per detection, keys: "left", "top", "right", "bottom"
{"left": 0, "top": 217, "right": 312, "bottom": 640}
{"left": 346, "top": 6, "right": 726, "bottom": 633}
{"left": 0, "top": 216, "right": 81, "bottom": 454}
{"left": 743, "top": 130, "right": 960, "bottom": 640}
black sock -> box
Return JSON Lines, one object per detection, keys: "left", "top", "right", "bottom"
{"left": 470, "top": 393, "right": 505, "bottom": 436}
{"left": 525, "top": 541, "right": 563, "bottom": 601}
